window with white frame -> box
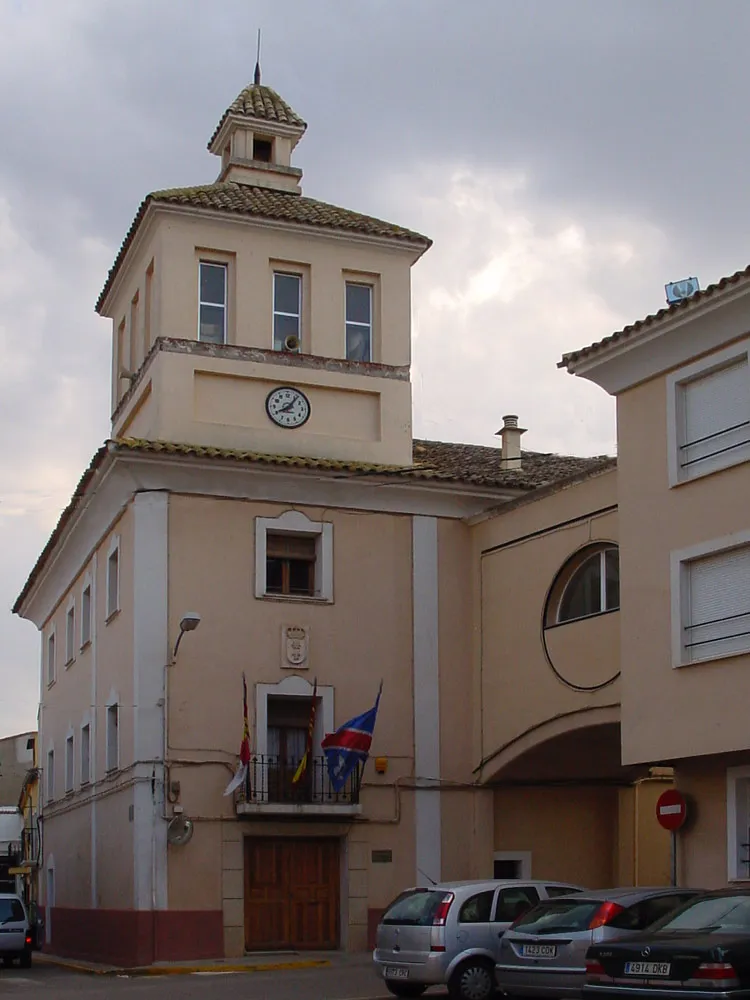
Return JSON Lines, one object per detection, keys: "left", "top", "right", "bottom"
{"left": 106, "top": 703, "right": 119, "bottom": 772}
{"left": 345, "top": 282, "right": 372, "bottom": 362}
{"left": 727, "top": 767, "right": 750, "bottom": 880}
{"left": 46, "top": 630, "right": 56, "bottom": 686}
{"left": 46, "top": 749, "right": 54, "bottom": 802}
{"left": 65, "top": 734, "right": 74, "bottom": 793}
{"left": 677, "top": 543, "right": 750, "bottom": 665}
{"left": 669, "top": 344, "right": 750, "bottom": 485}
{"left": 65, "top": 602, "right": 75, "bottom": 666}
{"left": 548, "top": 544, "right": 620, "bottom": 625}
{"left": 198, "top": 261, "right": 227, "bottom": 344}
{"left": 80, "top": 724, "right": 91, "bottom": 785}
{"left": 255, "top": 511, "right": 333, "bottom": 602}
{"left": 106, "top": 542, "right": 120, "bottom": 620}
{"left": 81, "top": 582, "right": 92, "bottom": 647}
{"left": 273, "top": 272, "right": 302, "bottom": 351}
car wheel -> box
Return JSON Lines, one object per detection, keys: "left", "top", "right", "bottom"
{"left": 19, "top": 949, "right": 32, "bottom": 969}
{"left": 449, "top": 959, "right": 495, "bottom": 1000}
{"left": 384, "top": 983, "right": 427, "bottom": 998}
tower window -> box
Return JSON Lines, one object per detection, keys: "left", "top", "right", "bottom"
{"left": 346, "top": 283, "right": 372, "bottom": 362}
{"left": 253, "top": 137, "right": 273, "bottom": 162}
{"left": 198, "top": 262, "right": 227, "bottom": 344}
{"left": 273, "top": 273, "right": 302, "bottom": 351}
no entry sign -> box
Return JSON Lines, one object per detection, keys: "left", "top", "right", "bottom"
{"left": 656, "top": 789, "right": 687, "bottom": 831}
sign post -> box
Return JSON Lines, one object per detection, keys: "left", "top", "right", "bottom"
{"left": 656, "top": 789, "right": 688, "bottom": 886}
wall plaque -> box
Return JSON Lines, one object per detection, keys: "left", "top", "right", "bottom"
{"left": 371, "top": 849, "right": 393, "bottom": 864}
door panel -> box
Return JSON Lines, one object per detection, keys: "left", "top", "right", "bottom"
{"left": 244, "top": 837, "right": 339, "bottom": 951}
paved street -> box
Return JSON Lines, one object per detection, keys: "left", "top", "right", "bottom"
{"left": 0, "top": 960, "right": 451, "bottom": 1000}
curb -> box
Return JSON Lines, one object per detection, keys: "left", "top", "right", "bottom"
{"left": 37, "top": 954, "right": 332, "bottom": 977}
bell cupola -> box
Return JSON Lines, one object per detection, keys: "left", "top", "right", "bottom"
{"left": 207, "top": 63, "right": 307, "bottom": 194}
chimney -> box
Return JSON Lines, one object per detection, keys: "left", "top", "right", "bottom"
{"left": 496, "top": 414, "right": 526, "bottom": 468}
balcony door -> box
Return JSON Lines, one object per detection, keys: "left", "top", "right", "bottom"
{"left": 267, "top": 697, "right": 311, "bottom": 803}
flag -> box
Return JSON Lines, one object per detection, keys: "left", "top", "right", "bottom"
{"left": 292, "top": 677, "right": 317, "bottom": 784}
{"left": 224, "top": 673, "right": 252, "bottom": 796}
{"left": 321, "top": 682, "right": 382, "bottom": 792}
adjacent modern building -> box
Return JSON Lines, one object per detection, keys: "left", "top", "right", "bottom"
{"left": 15, "top": 76, "right": 677, "bottom": 966}
{"left": 562, "top": 266, "right": 750, "bottom": 892}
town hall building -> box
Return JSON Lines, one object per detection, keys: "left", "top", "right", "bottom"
{"left": 15, "top": 75, "right": 679, "bottom": 966}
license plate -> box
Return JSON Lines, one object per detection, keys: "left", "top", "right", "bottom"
{"left": 385, "top": 967, "right": 409, "bottom": 979}
{"left": 624, "top": 961, "right": 671, "bottom": 977}
{"left": 521, "top": 944, "right": 558, "bottom": 958}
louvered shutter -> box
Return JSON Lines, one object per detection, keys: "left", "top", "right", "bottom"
{"left": 686, "top": 546, "right": 750, "bottom": 661}
{"left": 682, "top": 358, "right": 750, "bottom": 476}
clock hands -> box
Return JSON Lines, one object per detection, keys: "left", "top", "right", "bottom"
{"left": 278, "top": 399, "right": 298, "bottom": 413}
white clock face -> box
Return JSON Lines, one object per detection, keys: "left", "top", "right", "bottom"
{"left": 265, "top": 386, "right": 311, "bottom": 429}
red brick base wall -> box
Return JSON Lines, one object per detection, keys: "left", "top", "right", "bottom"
{"left": 45, "top": 908, "right": 224, "bottom": 967}
{"left": 368, "top": 908, "right": 386, "bottom": 951}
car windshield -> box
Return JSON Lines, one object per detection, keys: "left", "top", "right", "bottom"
{"left": 658, "top": 896, "right": 750, "bottom": 934}
{"left": 0, "top": 899, "right": 24, "bottom": 924}
{"left": 511, "top": 899, "right": 601, "bottom": 935}
{"left": 381, "top": 890, "right": 448, "bottom": 927}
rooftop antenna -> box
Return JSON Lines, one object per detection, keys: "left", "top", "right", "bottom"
{"left": 254, "top": 29, "right": 261, "bottom": 85}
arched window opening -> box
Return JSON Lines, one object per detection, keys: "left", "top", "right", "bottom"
{"left": 555, "top": 545, "right": 620, "bottom": 624}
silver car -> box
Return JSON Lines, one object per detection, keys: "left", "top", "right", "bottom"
{"left": 0, "top": 894, "right": 33, "bottom": 968}
{"left": 496, "top": 886, "right": 702, "bottom": 998}
{"left": 373, "top": 878, "right": 584, "bottom": 1000}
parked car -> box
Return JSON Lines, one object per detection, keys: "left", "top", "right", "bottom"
{"left": 584, "top": 888, "right": 750, "bottom": 999}
{"left": 0, "top": 894, "right": 33, "bottom": 968}
{"left": 373, "top": 878, "right": 584, "bottom": 1000}
{"left": 496, "top": 886, "right": 701, "bottom": 998}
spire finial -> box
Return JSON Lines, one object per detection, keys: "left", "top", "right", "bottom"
{"left": 254, "top": 29, "right": 261, "bottom": 85}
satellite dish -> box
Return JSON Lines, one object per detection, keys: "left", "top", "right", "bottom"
{"left": 665, "top": 277, "right": 700, "bottom": 305}
{"left": 166, "top": 815, "right": 194, "bottom": 847}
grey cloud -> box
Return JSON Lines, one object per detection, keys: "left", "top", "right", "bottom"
{"left": 0, "top": 0, "right": 749, "bottom": 734}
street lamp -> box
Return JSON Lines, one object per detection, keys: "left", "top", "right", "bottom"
{"left": 172, "top": 613, "right": 201, "bottom": 661}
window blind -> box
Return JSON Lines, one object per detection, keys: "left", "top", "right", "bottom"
{"left": 682, "top": 358, "right": 750, "bottom": 474}
{"left": 686, "top": 545, "right": 750, "bottom": 661}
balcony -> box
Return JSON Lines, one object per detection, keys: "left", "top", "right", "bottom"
{"left": 235, "top": 755, "right": 362, "bottom": 817}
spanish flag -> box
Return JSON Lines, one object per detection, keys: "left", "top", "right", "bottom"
{"left": 224, "top": 673, "right": 252, "bottom": 796}
{"left": 292, "top": 677, "right": 318, "bottom": 784}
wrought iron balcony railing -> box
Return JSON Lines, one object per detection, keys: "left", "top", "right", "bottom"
{"left": 235, "top": 754, "right": 360, "bottom": 807}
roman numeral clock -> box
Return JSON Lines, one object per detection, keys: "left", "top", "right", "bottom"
{"left": 265, "top": 386, "right": 311, "bottom": 429}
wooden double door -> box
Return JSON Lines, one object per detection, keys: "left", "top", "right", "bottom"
{"left": 244, "top": 837, "right": 340, "bottom": 950}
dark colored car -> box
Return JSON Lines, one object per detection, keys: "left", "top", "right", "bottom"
{"left": 497, "top": 886, "right": 701, "bottom": 997}
{"left": 584, "top": 889, "right": 750, "bottom": 999}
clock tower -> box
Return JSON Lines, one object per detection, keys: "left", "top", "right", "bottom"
{"left": 96, "top": 77, "right": 431, "bottom": 467}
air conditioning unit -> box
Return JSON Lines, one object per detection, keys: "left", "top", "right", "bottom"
{"left": 665, "top": 277, "right": 700, "bottom": 305}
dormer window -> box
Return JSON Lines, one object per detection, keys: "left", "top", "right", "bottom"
{"left": 253, "top": 136, "right": 273, "bottom": 163}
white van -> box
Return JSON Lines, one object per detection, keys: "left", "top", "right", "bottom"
{"left": 0, "top": 894, "right": 32, "bottom": 968}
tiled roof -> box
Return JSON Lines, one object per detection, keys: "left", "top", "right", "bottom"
{"left": 559, "top": 264, "right": 750, "bottom": 370}
{"left": 208, "top": 84, "right": 306, "bottom": 149}
{"left": 112, "top": 437, "right": 611, "bottom": 491}
{"left": 13, "top": 437, "right": 613, "bottom": 615}
{"left": 96, "top": 183, "right": 431, "bottom": 313}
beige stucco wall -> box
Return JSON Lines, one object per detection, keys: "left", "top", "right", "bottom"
{"left": 154, "top": 212, "right": 415, "bottom": 366}
{"left": 166, "top": 493, "right": 420, "bottom": 938}
{"left": 617, "top": 371, "right": 750, "bottom": 764}
{"left": 38, "top": 507, "right": 138, "bottom": 911}
{"left": 494, "top": 786, "right": 618, "bottom": 888}
{"left": 113, "top": 347, "right": 413, "bottom": 466}
{"left": 472, "top": 469, "right": 620, "bottom": 781}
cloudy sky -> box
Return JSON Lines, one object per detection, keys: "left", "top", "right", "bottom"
{"left": 1, "top": 0, "right": 749, "bottom": 739}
